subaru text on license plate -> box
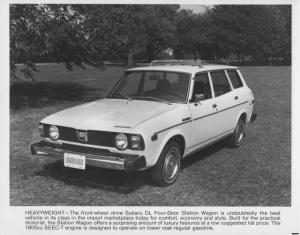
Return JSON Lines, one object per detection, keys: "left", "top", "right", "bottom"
{"left": 64, "top": 153, "right": 86, "bottom": 170}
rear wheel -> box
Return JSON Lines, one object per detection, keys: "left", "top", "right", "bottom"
{"left": 229, "top": 117, "right": 246, "bottom": 147}
{"left": 151, "top": 141, "right": 181, "bottom": 186}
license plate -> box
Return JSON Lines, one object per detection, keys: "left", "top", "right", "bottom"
{"left": 64, "top": 153, "right": 86, "bottom": 170}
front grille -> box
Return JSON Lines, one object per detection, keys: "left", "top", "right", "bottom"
{"left": 62, "top": 143, "right": 110, "bottom": 155}
{"left": 44, "top": 124, "right": 116, "bottom": 147}
{"left": 88, "top": 130, "right": 115, "bottom": 146}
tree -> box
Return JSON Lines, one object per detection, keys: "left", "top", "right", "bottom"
{"left": 10, "top": 4, "right": 92, "bottom": 80}
{"left": 143, "top": 5, "right": 178, "bottom": 61}
{"left": 78, "top": 5, "right": 178, "bottom": 66}
{"left": 208, "top": 5, "right": 251, "bottom": 59}
{"left": 44, "top": 5, "right": 90, "bottom": 69}
{"left": 209, "top": 5, "right": 290, "bottom": 63}
{"left": 174, "top": 8, "right": 219, "bottom": 60}
{"left": 10, "top": 5, "right": 48, "bottom": 79}
{"left": 274, "top": 5, "right": 291, "bottom": 63}
{"left": 10, "top": 4, "right": 291, "bottom": 80}
{"left": 10, "top": 4, "right": 179, "bottom": 79}
{"left": 174, "top": 9, "right": 200, "bottom": 59}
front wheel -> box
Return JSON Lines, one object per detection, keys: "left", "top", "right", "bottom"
{"left": 229, "top": 118, "right": 246, "bottom": 147}
{"left": 151, "top": 141, "right": 181, "bottom": 186}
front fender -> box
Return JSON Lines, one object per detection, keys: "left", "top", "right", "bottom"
{"left": 132, "top": 104, "right": 192, "bottom": 168}
{"left": 146, "top": 126, "right": 190, "bottom": 167}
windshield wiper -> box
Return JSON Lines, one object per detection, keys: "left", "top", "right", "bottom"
{"left": 133, "top": 96, "right": 172, "bottom": 105}
{"left": 109, "top": 93, "right": 132, "bottom": 101}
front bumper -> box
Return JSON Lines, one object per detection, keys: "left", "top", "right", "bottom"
{"left": 30, "top": 141, "right": 146, "bottom": 171}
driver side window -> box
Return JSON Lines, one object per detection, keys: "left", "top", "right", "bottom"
{"left": 191, "top": 73, "right": 212, "bottom": 102}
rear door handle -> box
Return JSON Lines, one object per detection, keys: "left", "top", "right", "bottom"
{"left": 212, "top": 104, "right": 217, "bottom": 108}
{"left": 235, "top": 96, "right": 239, "bottom": 100}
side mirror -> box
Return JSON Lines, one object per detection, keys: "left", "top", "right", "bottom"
{"left": 195, "top": 94, "right": 205, "bottom": 103}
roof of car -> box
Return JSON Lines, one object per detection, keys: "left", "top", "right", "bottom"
{"left": 127, "top": 64, "right": 238, "bottom": 74}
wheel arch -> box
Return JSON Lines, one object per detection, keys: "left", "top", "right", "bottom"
{"left": 240, "top": 112, "right": 247, "bottom": 123}
{"left": 235, "top": 110, "right": 248, "bottom": 125}
{"left": 166, "top": 134, "right": 186, "bottom": 157}
{"left": 157, "top": 130, "right": 187, "bottom": 162}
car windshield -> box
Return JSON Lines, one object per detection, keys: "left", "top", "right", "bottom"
{"left": 109, "top": 71, "right": 191, "bottom": 103}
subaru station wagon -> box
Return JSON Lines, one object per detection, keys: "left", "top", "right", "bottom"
{"left": 31, "top": 60, "right": 256, "bottom": 186}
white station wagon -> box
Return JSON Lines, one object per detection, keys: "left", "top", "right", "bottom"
{"left": 31, "top": 60, "right": 256, "bottom": 186}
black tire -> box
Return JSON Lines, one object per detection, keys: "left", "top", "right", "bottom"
{"left": 151, "top": 141, "right": 181, "bottom": 186}
{"left": 229, "top": 117, "right": 246, "bottom": 148}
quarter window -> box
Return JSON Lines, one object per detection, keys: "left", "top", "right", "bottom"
{"left": 191, "top": 73, "right": 212, "bottom": 101}
{"left": 227, "top": 70, "right": 243, "bottom": 88}
{"left": 210, "top": 71, "right": 231, "bottom": 97}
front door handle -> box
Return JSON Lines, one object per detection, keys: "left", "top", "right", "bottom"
{"left": 235, "top": 96, "right": 239, "bottom": 100}
{"left": 182, "top": 117, "right": 191, "bottom": 122}
{"left": 212, "top": 104, "right": 217, "bottom": 108}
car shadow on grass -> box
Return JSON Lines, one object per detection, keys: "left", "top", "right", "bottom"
{"left": 35, "top": 160, "right": 152, "bottom": 194}
{"left": 10, "top": 81, "right": 105, "bottom": 110}
{"left": 34, "top": 140, "right": 229, "bottom": 194}
{"left": 182, "top": 139, "right": 229, "bottom": 169}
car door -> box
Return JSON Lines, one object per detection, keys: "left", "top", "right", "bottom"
{"left": 209, "top": 70, "right": 236, "bottom": 134}
{"left": 188, "top": 72, "right": 219, "bottom": 152}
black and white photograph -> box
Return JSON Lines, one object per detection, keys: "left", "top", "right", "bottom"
{"left": 8, "top": 3, "right": 292, "bottom": 208}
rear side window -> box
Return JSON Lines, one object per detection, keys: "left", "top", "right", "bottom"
{"left": 227, "top": 70, "right": 243, "bottom": 88}
{"left": 210, "top": 71, "right": 231, "bottom": 97}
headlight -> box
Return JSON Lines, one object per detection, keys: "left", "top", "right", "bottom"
{"left": 130, "top": 135, "right": 143, "bottom": 150}
{"left": 39, "top": 123, "right": 45, "bottom": 137}
{"left": 115, "top": 133, "right": 128, "bottom": 150}
{"left": 49, "top": 125, "right": 59, "bottom": 140}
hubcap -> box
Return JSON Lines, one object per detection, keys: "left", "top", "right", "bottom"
{"left": 163, "top": 147, "right": 180, "bottom": 183}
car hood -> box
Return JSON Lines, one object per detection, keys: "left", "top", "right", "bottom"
{"left": 42, "top": 98, "right": 179, "bottom": 132}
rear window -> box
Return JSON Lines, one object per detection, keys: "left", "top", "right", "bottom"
{"left": 210, "top": 71, "right": 231, "bottom": 97}
{"left": 227, "top": 70, "right": 243, "bottom": 88}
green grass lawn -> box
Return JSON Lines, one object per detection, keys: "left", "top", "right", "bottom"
{"left": 10, "top": 64, "right": 291, "bottom": 206}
